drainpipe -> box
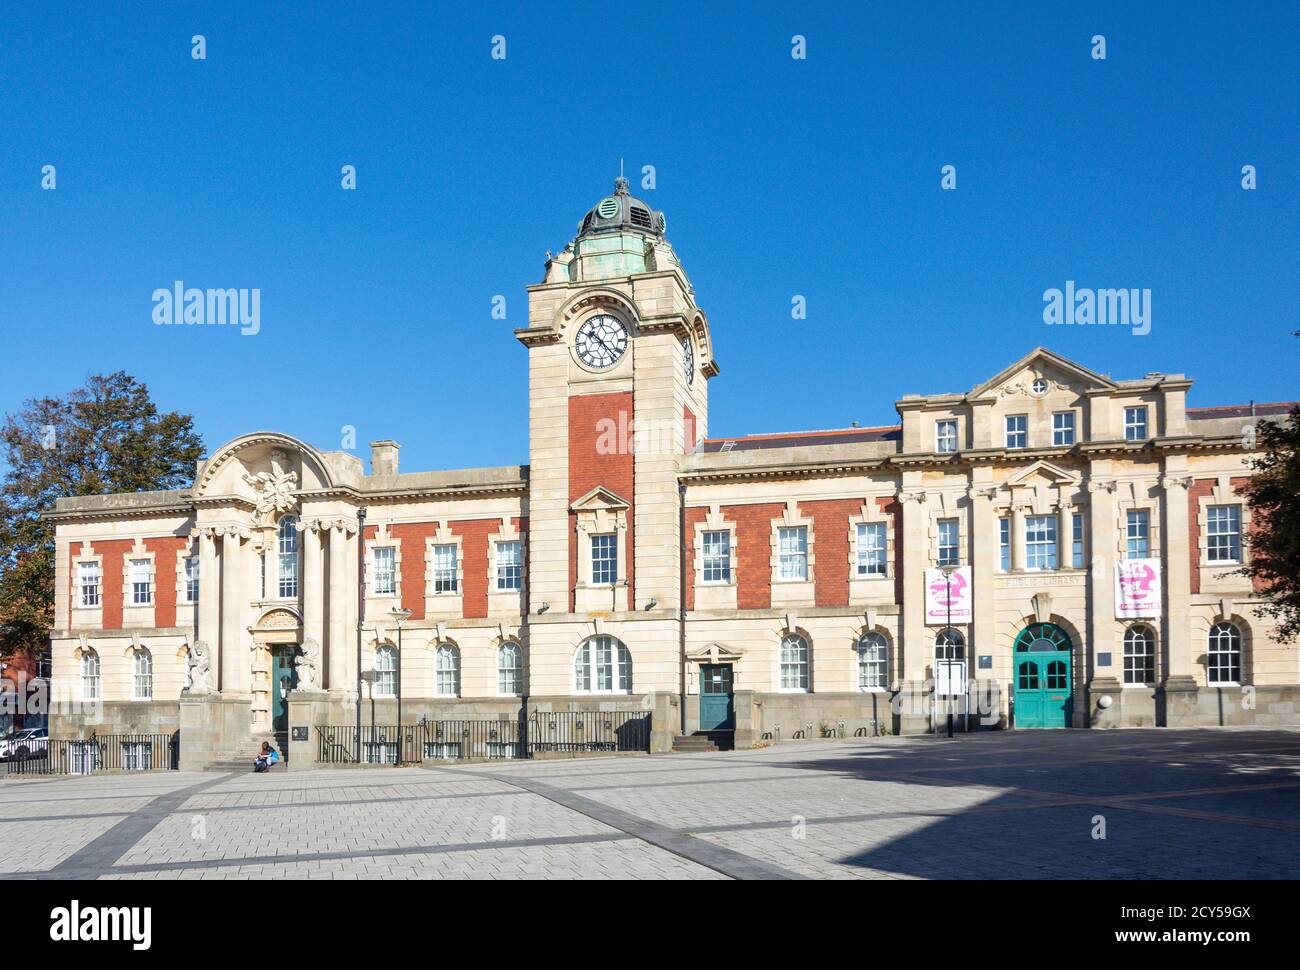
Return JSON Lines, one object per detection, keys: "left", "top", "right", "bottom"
{"left": 355, "top": 507, "right": 367, "bottom": 763}
{"left": 678, "top": 482, "right": 687, "bottom": 735}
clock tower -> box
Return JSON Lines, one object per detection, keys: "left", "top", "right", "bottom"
{"left": 515, "top": 176, "right": 717, "bottom": 699}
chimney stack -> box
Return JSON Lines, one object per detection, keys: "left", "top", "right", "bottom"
{"left": 369, "top": 440, "right": 401, "bottom": 476}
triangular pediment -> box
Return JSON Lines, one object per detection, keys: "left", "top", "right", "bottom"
{"left": 1005, "top": 459, "right": 1081, "bottom": 489}
{"left": 570, "top": 485, "right": 630, "bottom": 512}
{"left": 685, "top": 641, "right": 745, "bottom": 664}
{"left": 969, "top": 347, "right": 1117, "bottom": 401}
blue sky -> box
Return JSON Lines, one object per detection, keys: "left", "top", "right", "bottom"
{"left": 1, "top": 2, "right": 1296, "bottom": 473}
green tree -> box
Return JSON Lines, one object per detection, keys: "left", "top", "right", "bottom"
{"left": 1239, "top": 407, "right": 1300, "bottom": 643}
{"left": 0, "top": 373, "right": 204, "bottom": 657}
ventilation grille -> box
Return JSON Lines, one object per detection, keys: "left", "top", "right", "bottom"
{"left": 630, "top": 206, "right": 653, "bottom": 228}
{"left": 597, "top": 198, "right": 620, "bottom": 218}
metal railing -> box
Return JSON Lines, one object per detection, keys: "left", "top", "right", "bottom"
{"left": 316, "top": 710, "right": 651, "bottom": 765}
{"left": 4, "top": 733, "right": 179, "bottom": 776}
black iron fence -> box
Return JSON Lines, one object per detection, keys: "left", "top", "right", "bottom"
{"left": 317, "top": 710, "right": 651, "bottom": 765}
{"left": 4, "top": 733, "right": 179, "bottom": 776}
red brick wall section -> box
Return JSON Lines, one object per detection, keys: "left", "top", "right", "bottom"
{"left": 450, "top": 519, "right": 495, "bottom": 619}
{"left": 723, "top": 503, "right": 786, "bottom": 610}
{"left": 803, "top": 499, "right": 861, "bottom": 608}
{"left": 683, "top": 405, "right": 697, "bottom": 454}
{"left": 389, "top": 522, "right": 437, "bottom": 620}
{"left": 1187, "top": 478, "right": 1258, "bottom": 595}
{"left": 569, "top": 392, "right": 635, "bottom": 611}
{"left": 144, "top": 536, "right": 188, "bottom": 628}
{"left": 83, "top": 539, "right": 132, "bottom": 630}
{"left": 683, "top": 506, "right": 709, "bottom": 610}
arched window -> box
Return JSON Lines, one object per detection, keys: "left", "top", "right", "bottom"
{"left": 277, "top": 516, "right": 299, "bottom": 598}
{"left": 857, "top": 632, "right": 888, "bottom": 691}
{"left": 780, "top": 633, "right": 809, "bottom": 691}
{"left": 934, "top": 629, "right": 965, "bottom": 661}
{"left": 574, "top": 636, "right": 632, "bottom": 694}
{"left": 373, "top": 644, "right": 397, "bottom": 697}
{"left": 1123, "top": 625, "right": 1156, "bottom": 686}
{"left": 81, "top": 650, "right": 100, "bottom": 700}
{"left": 498, "top": 642, "right": 523, "bottom": 696}
{"left": 435, "top": 643, "right": 460, "bottom": 697}
{"left": 1207, "top": 622, "right": 1242, "bottom": 686}
{"left": 132, "top": 649, "right": 153, "bottom": 700}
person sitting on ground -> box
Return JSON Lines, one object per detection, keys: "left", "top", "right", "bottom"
{"left": 253, "top": 741, "right": 279, "bottom": 772}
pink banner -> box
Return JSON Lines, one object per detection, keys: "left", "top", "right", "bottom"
{"left": 925, "top": 567, "right": 972, "bottom": 625}
{"left": 1115, "top": 559, "right": 1162, "bottom": 619}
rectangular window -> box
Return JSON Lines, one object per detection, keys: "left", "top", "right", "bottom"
{"left": 777, "top": 526, "right": 808, "bottom": 581}
{"left": 1072, "top": 512, "right": 1085, "bottom": 568}
{"left": 1052, "top": 411, "right": 1076, "bottom": 446}
{"left": 78, "top": 562, "right": 101, "bottom": 608}
{"left": 183, "top": 556, "right": 200, "bottom": 603}
{"left": 373, "top": 546, "right": 396, "bottom": 595}
{"left": 1206, "top": 505, "right": 1242, "bottom": 563}
{"left": 591, "top": 534, "right": 618, "bottom": 585}
{"left": 937, "top": 519, "right": 959, "bottom": 567}
{"left": 702, "top": 530, "right": 732, "bottom": 583}
{"left": 1125, "top": 406, "right": 1149, "bottom": 441}
{"left": 424, "top": 742, "right": 462, "bottom": 760}
{"left": 998, "top": 518, "right": 1010, "bottom": 572}
{"left": 495, "top": 541, "right": 522, "bottom": 591}
{"left": 856, "top": 522, "right": 887, "bottom": 577}
{"left": 433, "top": 543, "right": 458, "bottom": 593}
{"left": 1005, "top": 414, "right": 1028, "bottom": 449}
{"left": 129, "top": 559, "right": 152, "bottom": 605}
{"left": 1126, "top": 510, "right": 1150, "bottom": 559}
{"left": 1025, "top": 515, "right": 1058, "bottom": 570}
{"left": 935, "top": 420, "right": 958, "bottom": 454}
{"left": 364, "top": 742, "right": 399, "bottom": 765}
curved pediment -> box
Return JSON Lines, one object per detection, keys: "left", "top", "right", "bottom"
{"left": 192, "top": 432, "right": 337, "bottom": 511}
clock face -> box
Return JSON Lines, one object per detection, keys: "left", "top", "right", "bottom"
{"left": 682, "top": 336, "right": 694, "bottom": 385}
{"left": 575, "top": 314, "right": 629, "bottom": 370}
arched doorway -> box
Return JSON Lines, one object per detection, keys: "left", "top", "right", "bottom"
{"left": 1013, "top": 622, "right": 1073, "bottom": 729}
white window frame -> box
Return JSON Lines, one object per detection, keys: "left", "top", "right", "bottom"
{"left": 78, "top": 561, "right": 101, "bottom": 608}
{"left": 590, "top": 534, "right": 618, "bottom": 586}
{"left": 1024, "top": 515, "right": 1058, "bottom": 571}
{"left": 935, "top": 419, "right": 958, "bottom": 454}
{"left": 701, "top": 530, "right": 732, "bottom": 584}
{"left": 277, "top": 516, "right": 299, "bottom": 598}
{"left": 495, "top": 540, "right": 523, "bottom": 591}
{"left": 1052, "top": 411, "right": 1076, "bottom": 446}
{"left": 129, "top": 558, "right": 153, "bottom": 606}
{"left": 998, "top": 517, "right": 1011, "bottom": 572}
{"left": 122, "top": 741, "right": 153, "bottom": 771}
{"left": 1124, "top": 406, "right": 1149, "bottom": 441}
{"left": 373, "top": 546, "right": 397, "bottom": 596}
{"left": 573, "top": 636, "right": 632, "bottom": 695}
{"left": 132, "top": 649, "right": 153, "bottom": 701}
{"left": 856, "top": 522, "right": 888, "bottom": 577}
{"left": 183, "top": 556, "right": 200, "bottom": 604}
{"left": 81, "top": 651, "right": 101, "bottom": 700}
{"left": 1005, "top": 414, "right": 1028, "bottom": 449}
{"left": 434, "top": 643, "right": 460, "bottom": 697}
{"left": 433, "top": 543, "right": 459, "bottom": 594}
{"left": 1071, "top": 512, "right": 1085, "bottom": 569}
{"left": 857, "top": 632, "right": 888, "bottom": 691}
{"left": 1123, "top": 625, "right": 1156, "bottom": 687}
{"left": 1205, "top": 505, "right": 1242, "bottom": 564}
{"left": 777, "top": 526, "right": 808, "bottom": 582}
{"left": 936, "top": 518, "right": 960, "bottom": 567}
{"left": 497, "top": 641, "right": 523, "bottom": 696}
{"left": 1206, "top": 622, "right": 1242, "bottom": 686}
{"left": 779, "top": 633, "right": 810, "bottom": 692}
{"left": 373, "top": 644, "right": 397, "bottom": 697}
{"left": 1125, "top": 509, "right": 1151, "bottom": 560}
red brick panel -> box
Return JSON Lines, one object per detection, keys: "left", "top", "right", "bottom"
{"left": 1188, "top": 478, "right": 1257, "bottom": 595}
{"left": 569, "top": 392, "right": 635, "bottom": 611}
{"left": 86, "top": 539, "right": 133, "bottom": 630}
{"left": 723, "top": 503, "right": 786, "bottom": 610}
{"left": 390, "top": 522, "right": 437, "bottom": 619}
{"left": 683, "top": 404, "right": 697, "bottom": 454}
{"left": 145, "top": 536, "right": 188, "bottom": 628}
{"left": 683, "top": 506, "right": 709, "bottom": 610}
{"left": 804, "top": 498, "right": 861, "bottom": 608}
{"left": 450, "top": 519, "right": 495, "bottom": 619}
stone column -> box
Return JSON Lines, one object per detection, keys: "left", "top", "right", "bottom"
{"left": 1086, "top": 475, "right": 1122, "bottom": 724}
{"left": 1161, "top": 468, "right": 1198, "bottom": 693}
{"left": 1010, "top": 502, "right": 1027, "bottom": 572}
{"left": 197, "top": 528, "right": 219, "bottom": 658}
{"left": 302, "top": 520, "right": 325, "bottom": 651}
{"left": 968, "top": 482, "right": 1000, "bottom": 726}
{"left": 897, "top": 483, "right": 930, "bottom": 734}
{"left": 219, "top": 529, "right": 248, "bottom": 695}
{"left": 327, "top": 522, "right": 351, "bottom": 693}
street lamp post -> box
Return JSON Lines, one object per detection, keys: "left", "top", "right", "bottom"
{"left": 942, "top": 565, "right": 956, "bottom": 740}
{"left": 392, "top": 607, "right": 412, "bottom": 763}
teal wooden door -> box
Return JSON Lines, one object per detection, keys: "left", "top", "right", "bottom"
{"left": 271, "top": 648, "right": 298, "bottom": 733}
{"left": 1013, "top": 624, "right": 1073, "bottom": 729}
{"left": 699, "top": 664, "right": 734, "bottom": 730}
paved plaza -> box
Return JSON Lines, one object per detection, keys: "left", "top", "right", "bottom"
{"left": 3, "top": 728, "right": 1298, "bottom": 880}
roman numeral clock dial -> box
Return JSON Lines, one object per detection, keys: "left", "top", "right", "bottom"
{"left": 575, "top": 314, "right": 629, "bottom": 370}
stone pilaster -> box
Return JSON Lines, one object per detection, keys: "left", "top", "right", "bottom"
{"left": 219, "top": 527, "right": 249, "bottom": 695}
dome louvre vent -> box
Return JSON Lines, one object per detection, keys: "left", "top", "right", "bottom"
{"left": 597, "top": 197, "right": 620, "bottom": 218}
{"left": 629, "top": 206, "right": 653, "bottom": 229}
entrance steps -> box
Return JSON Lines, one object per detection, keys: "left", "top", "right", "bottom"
{"left": 201, "top": 731, "right": 288, "bottom": 772}
{"left": 672, "top": 731, "right": 735, "bottom": 753}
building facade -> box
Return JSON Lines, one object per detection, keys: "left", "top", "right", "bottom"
{"left": 46, "top": 178, "right": 1298, "bottom": 759}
